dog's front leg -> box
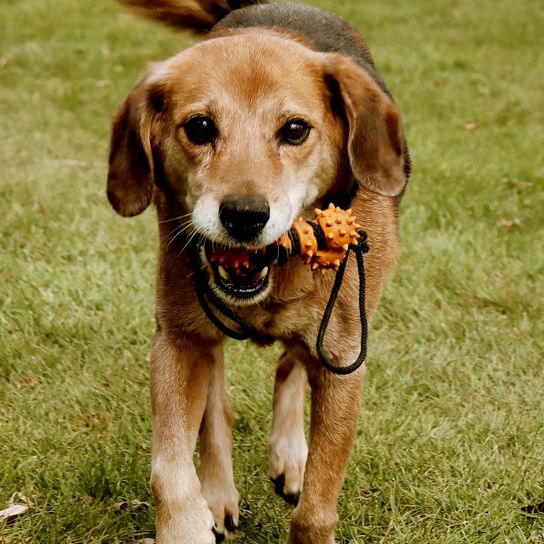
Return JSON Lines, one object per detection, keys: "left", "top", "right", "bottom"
{"left": 150, "top": 333, "right": 217, "bottom": 544}
{"left": 199, "top": 345, "right": 239, "bottom": 540}
{"left": 269, "top": 352, "right": 308, "bottom": 506}
{"left": 287, "top": 364, "right": 365, "bottom": 544}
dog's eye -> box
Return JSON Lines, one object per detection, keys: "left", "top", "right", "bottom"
{"left": 280, "top": 119, "right": 311, "bottom": 145}
{"left": 183, "top": 116, "right": 217, "bottom": 145}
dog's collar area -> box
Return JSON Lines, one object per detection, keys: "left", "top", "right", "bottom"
{"left": 189, "top": 205, "right": 370, "bottom": 375}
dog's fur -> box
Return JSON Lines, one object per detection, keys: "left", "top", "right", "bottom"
{"left": 107, "top": 1, "right": 410, "bottom": 542}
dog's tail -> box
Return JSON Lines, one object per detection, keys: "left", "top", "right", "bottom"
{"left": 117, "top": 0, "right": 267, "bottom": 31}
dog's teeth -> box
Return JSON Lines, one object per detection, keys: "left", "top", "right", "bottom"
{"left": 218, "top": 265, "right": 230, "bottom": 281}
{"left": 257, "top": 266, "right": 269, "bottom": 280}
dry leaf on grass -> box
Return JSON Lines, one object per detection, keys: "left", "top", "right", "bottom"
{"left": 0, "top": 492, "right": 32, "bottom": 524}
{"left": 9, "top": 493, "right": 32, "bottom": 507}
{"left": 0, "top": 504, "right": 28, "bottom": 524}
{"left": 114, "top": 499, "right": 150, "bottom": 513}
{"left": 464, "top": 121, "right": 478, "bottom": 131}
{"left": 499, "top": 218, "right": 521, "bottom": 231}
{"left": 20, "top": 376, "right": 43, "bottom": 389}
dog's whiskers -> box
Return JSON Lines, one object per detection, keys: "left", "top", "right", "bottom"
{"left": 163, "top": 220, "right": 194, "bottom": 248}
{"left": 159, "top": 212, "right": 193, "bottom": 224}
{"left": 178, "top": 229, "right": 200, "bottom": 257}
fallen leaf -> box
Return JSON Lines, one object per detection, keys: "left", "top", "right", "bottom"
{"left": 113, "top": 501, "right": 126, "bottom": 512}
{"left": 499, "top": 218, "right": 521, "bottom": 231}
{"left": 9, "top": 492, "right": 32, "bottom": 507}
{"left": 20, "top": 376, "right": 43, "bottom": 390}
{"left": 130, "top": 499, "right": 150, "bottom": 512}
{"left": 114, "top": 499, "right": 150, "bottom": 513}
{"left": 464, "top": 121, "right": 478, "bottom": 131}
{"left": 0, "top": 504, "right": 29, "bottom": 524}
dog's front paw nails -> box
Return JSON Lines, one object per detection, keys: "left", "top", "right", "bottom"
{"left": 202, "top": 483, "right": 239, "bottom": 541}
{"left": 268, "top": 434, "right": 307, "bottom": 506}
{"left": 212, "top": 513, "right": 238, "bottom": 542}
{"left": 271, "top": 473, "right": 300, "bottom": 506}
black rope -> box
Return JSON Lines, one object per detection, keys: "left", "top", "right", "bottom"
{"left": 189, "top": 244, "right": 256, "bottom": 340}
{"left": 189, "top": 232, "right": 370, "bottom": 375}
{"left": 315, "top": 232, "right": 369, "bottom": 375}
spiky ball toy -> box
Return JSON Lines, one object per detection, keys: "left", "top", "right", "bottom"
{"left": 209, "top": 203, "right": 363, "bottom": 274}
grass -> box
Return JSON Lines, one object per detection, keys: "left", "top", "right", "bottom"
{"left": 1, "top": 0, "right": 543, "bottom": 542}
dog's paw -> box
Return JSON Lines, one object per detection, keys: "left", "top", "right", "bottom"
{"left": 212, "top": 512, "right": 238, "bottom": 542}
{"left": 156, "top": 504, "right": 216, "bottom": 544}
{"left": 202, "top": 482, "right": 239, "bottom": 541}
{"left": 154, "top": 488, "right": 218, "bottom": 544}
{"left": 268, "top": 433, "right": 308, "bottom": 506}
{"left": 271, "top": 473, "right": 300, "bottom": 506}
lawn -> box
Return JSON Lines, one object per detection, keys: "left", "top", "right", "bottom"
{"left": 1, "top": 0, "right": 543, "bottom": 542}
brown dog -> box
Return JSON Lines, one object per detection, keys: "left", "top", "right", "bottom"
{"left": 107, "top": 0, "right": 410, "bottom": 542}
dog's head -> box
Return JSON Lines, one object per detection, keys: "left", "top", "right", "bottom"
{"left": 107, "top": 32, "right": 406, "bottom": 305}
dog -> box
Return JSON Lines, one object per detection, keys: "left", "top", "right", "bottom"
{"left": 107, "top": 0, "right": 410, "bottom": 542}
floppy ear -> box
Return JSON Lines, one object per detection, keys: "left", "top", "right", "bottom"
{"left": 107, "top": 79, "right": 155, "bottom": 217}
{"left": 324, "top": 54, "right": 407, "bottom": 197}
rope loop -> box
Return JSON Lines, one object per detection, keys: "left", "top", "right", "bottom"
{"left": 315, "top": 232, "right": 369, "bottom": 375}
{"left": 190, "top": 231, "right": 369, "bottom": 375}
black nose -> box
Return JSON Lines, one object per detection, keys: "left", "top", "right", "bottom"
{"left": 219, "top": 194, "right": 270, "bottom": 242}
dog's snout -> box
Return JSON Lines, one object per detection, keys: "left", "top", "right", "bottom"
{"left": 219, "top": 194, "right": 270, "bottom": 242}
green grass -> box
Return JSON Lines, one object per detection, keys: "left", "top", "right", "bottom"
{"left": 1, "top": 0, "right": 543, "bottom": 542}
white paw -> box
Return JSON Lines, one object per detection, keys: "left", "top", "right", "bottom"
{"left": 155, "top": 495, "right": 216, "bottom": 544}
{"left": 268, "top": 432, "right": 308, "bottom": 505}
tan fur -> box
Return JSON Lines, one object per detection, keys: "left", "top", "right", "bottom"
{"left": 269, "top": 354, "right": 308, "bottom": 500}
{"left": 108, "top": 7, "right": 407, "bottom": 543}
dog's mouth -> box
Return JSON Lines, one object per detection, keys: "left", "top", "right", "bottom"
{"left": 200, "top": 240, "right": 277, "bottom": 302}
